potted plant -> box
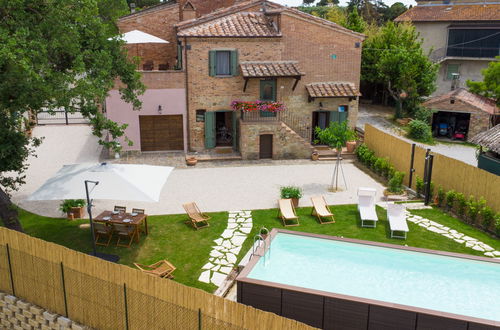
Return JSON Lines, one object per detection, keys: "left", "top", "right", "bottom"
{"left": 59, "top": 199, "right": 86, "bottom": 219}
{"left": 314, "top": 121, "right": 357, "bottom": 157}
{"left": 311, "top": 151, "right": 319, "bottom": 161}
{"left": 186, "top": 157, "right": 197, "bottom": 166}
{"left": 280, "top": 186, "right": 302, "bottom": 207}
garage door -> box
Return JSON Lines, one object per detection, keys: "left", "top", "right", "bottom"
{"left": 139, "top": 115, "right": 184, "bottom": 151}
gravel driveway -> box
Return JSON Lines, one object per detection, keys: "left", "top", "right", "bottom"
{"left": 357, "top": 104, "right": 478, "bottom": 166}
{"left": 14, "top": 126, "right": 386, "bottom": 217}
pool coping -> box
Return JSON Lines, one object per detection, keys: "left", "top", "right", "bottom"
{"left": 236, "top": 228, "right": 500, "bottom": 327}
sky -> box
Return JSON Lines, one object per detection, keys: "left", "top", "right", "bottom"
{"left": 273, "top": 0, "right": 417, "bottom": 7}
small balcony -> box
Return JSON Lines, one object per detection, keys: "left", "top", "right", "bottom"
{"left": 240, "top": 110, "right": 282, "bottom": 122}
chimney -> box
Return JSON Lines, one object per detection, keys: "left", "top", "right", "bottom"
{"left": 130, "top": 2, "right": 136, "bottom": 13}
{"left": 180, "top": 1, "right": 197, "bottom": 21}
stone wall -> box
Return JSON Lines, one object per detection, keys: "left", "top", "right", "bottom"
{"left": 427, "top": 98, "right": 491, "bottom": 139}
{"left": 239, "top": 121, "right": 314, "bottom": 160}
{"left": 0, "top": 292, "right": 90, "bottom": 330}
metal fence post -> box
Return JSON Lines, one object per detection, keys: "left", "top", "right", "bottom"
{"left": 6, "top": 244, "right": 15, "bottom": 296}
{"left": 65, "top": 111, "right": 69, "bottom": 125}
{"left": 123, "top": 283, "right": 129, "bottom": 330}
{"left": 60, "top": 262, "right": 69, "bottom": 317}
{"left": 198, "top": 308, "right": 202, "bottom": 330}
{"left": 425, "top": 155, "right": 434, "bottom": 205}
{"left": 408, "top": 143, "right": 416, "bottom": 189}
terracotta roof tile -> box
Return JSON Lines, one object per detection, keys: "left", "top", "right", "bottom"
{"left": 240, "top": 61, "right": 304, "bottom": 77}
{"left": 306, "top": 82, "right": 360, "bottom": 98}
{"left": 177, "top": 12, "right": 280, "bottom": 37}
{"left": 423, "top": 88, "right": 499, "bottom": 115}
{"left": 469, "top": 124, "right": 500, "bottom": 153}
{"left": 395, "top": 4, "right": 500, "bottom": 22}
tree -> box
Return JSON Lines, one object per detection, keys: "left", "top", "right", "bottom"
{"left": 302, "top": 0, "right": 316, "bottom": 6}
{"left": 467, "top": 57, "right": 500, "bottom": 106}
{"left": 98, "top": 0, "right": 130, "bottom": 35}
{"left": 0, "top": 0, "right": 145, "bottom": 231}
{"left": 384, "top": 2, "right": 407, "bottom": 22}
{"left": 362, "top": 22, "right": 438, "bottom": 118}
{"left": 347, "top": 0, "right": 379, "bottom": 24}
{"left": 317, "top": 0, "right": 339, "bottom": 6}
{"left": 345, "top": 7, "right": 366, "bottom": 33}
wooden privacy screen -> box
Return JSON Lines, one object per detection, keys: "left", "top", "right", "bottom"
{"left": 364, "top": 124, "right": 500, "bottom": 213}
{"left": 0, "top": 228, "right": 313, "bottom": 330}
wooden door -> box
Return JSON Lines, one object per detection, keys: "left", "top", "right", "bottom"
{"left": 139, "top": 115, "right": 184, "bottom": 151}
{"left": 259, "top": 134, "right": 273, "bottom": 159}
{"left": 204, "top": 111, "right": 216, "bottom": 149}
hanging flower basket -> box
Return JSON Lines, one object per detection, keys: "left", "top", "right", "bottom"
{"left": 230, "top": 100, "right": 286, "bottom": 113}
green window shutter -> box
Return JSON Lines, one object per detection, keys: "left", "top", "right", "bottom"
{"left": 208, "top": 50, "right": 216, "bottom": 77}
{"left": 204, "top": 112, "right": 216, "bottom": 148}
{"left": 339, "top": 111, "right": 348, "bottom": 123}
{"left": 446, "top": 64, "right": 459, "bottom": 80}
{"left": 329, "top": 111, "right": 340, "bottom": 124}
{"left": 232, "top": 111, "right": 239, "bottom": 151}
{"left": 230, "top": 50, "right": 239, "bottom": 76}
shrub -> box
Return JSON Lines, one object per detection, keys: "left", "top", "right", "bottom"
{"left": 455, "top": 193, "right": 467, "bottom": 217}
{"left": 388, "top": 171, "right": 405, "bottom": 193}
{"left": 495, "top": 214, "right": 500, "bottom": 237}
{"left": 408, "top": 119, "right": 432, "bottom": 142}
{"left": 59, "top": 199, "right": 86, "bottom": 213}
{"left": 355, "top": 144, "right": 368, "bottom": 162}
{"left": 415, "top": 176, "right": 424, "bottom": 195}
{"left": 414, "top": 106, "right": 434, "bottom": 124}
{"left": 466, "top": 196, "right": 480, "bottom": 224}
{"left": 374, "top": 157, "right": 391, "bottom": 177}
{"left": 445, "top": 190, "right": 457, "bottom": 210}
{"left": 387, "top": 165, "right": 396, "bottom": 179}
{"left": 280, "top": 186, "right": 302, "bottom": 199}
{"left": 480, "top": 206, "right": 495, "bottom": 229}
{"left": 436, "top": 186, "right": 445, "bottom": 207}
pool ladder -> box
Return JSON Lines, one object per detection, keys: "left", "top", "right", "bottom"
{"left": 251, "top": 227, "right": 269, "bottom": 259}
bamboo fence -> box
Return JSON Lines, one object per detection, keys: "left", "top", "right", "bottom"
{"left": 0, "top": 227, "right": 314, "bottom": 330}
{"left": 364, "top": 124, "right": 500, "bottom": 212}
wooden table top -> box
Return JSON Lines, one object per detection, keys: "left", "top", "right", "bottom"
{"left": 94, "top": 210, "right": 146, "bottom": 225}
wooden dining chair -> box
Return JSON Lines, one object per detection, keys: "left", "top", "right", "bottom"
{"left": 132, "top": 208, "right": 146, "bottom": 234}
{"left": 114, "top": 206, "right": 127, "bottom": 213}
{"left": 113, "top": 223, "right": 136, "bottom": 248}
{"left": 94, "top": 223, "right": 113, "bottom": 247}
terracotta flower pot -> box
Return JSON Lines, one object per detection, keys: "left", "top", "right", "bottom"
{"left": 346, "top": 141, "right": 357, "bottom": 153}
{"left": 291, "top": 198, "right": 299, "bottom": 208}
{"left": 311, "top": 152, "right": 319, "bottom": 161}
{"left": 186, "top": 157, "right": 197, "bottom": 166}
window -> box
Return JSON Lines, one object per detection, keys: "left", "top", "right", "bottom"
{"left": 446, "top": 64, "right": 460, "bottom": 80}
{"left": 447, "top": 29, "right": 500, "bottom": 58}
{"left": 196, "top": 109, "right": 206, "bottom": 122}
{"left": 209, "top": 50, "right": 238, "bottom": 77}
{"left": 260, "top": 80, "right": 277, "bottom": 117}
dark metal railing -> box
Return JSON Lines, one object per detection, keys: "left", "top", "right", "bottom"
{"left": 240, "top": 110, "right": 281, "bottom": 122}
{"left": 36, "top": 110, "right": 88, "bottom": 125}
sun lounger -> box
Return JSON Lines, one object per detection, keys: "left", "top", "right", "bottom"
{"left": 183, "top": 202, "right": 210, "bottom": 230}
{"left": 311, "top": 196, "right": 335, "bottom": 224}
{"left": 358, "top": 187, "right": 378, "bottom": 228}
{"left": 387, "top": 202, "right": 409, "bottom": 239}
{"left": 133, "top": 259, "right": 176, "bottom": 278}
{"left": 278, "top": 199, "right": 299, "bottom": 227}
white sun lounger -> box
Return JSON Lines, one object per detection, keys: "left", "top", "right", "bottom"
{"left": 387, "top": 202, "right": 409, "bottom": 239}
{"left": 357, "top": 187, "right": 378, "bottom": 228}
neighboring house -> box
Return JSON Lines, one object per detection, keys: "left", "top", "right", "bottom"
{"left": 395, "top": 0, "right": 500, "bottom": 96}
{"left": 106, "top": 0, "right": 364, "bottom": 159}
{"left": 423, "top": 88, "right": 500, "bottom": 140}
{"left": 470, "top": 124, "right": 500, "bottom": 175}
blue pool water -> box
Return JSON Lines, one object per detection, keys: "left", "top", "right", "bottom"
{"left": 247, "top": 233, "right": 500, "bottom": 321}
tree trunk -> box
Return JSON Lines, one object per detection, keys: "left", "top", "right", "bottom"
{"left": 0, "top": 187, "right": 23, "bottom": 232}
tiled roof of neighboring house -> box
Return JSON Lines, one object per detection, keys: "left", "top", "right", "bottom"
{"left": 395, "top": 4, "right": 500, "bottom": 22}
{"left": 240, "top": 61, "right": 304, "bottom": 77}
{"left": 469, "top": 124, "right": 500, "bottom": 154}
{"left": 177, "top": 0, "right": 365, "bottom": 39}
{"left": 423, "top": 88, "right": 499, "bottom": 115}
{"left": 177, "top": 12, "right": 280, "bottom": 37}
{"left": 306, "top": 82, "right": 361, "bottom": 98}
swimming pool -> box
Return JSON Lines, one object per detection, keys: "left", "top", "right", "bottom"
{"left": 236, "top": 229, "right": 500, "bottom": 329}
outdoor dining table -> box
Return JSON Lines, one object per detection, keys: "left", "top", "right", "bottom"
{"left": 94, "top": 210, "right": 148, "bottom": 242}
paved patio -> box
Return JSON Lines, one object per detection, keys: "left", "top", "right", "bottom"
{"left": 13, "top": 126, "right": 386, "bottom": 218}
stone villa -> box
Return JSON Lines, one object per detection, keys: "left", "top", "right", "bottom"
{"left": 106, "top": 0, "right": 364, "bottom": 159}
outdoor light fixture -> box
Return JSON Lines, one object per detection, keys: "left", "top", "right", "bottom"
{"left": 158, "top": 105, "right": 162, "bottom": 114}
{"left": 319, "top": 102, "right": 323, "bottom": 108}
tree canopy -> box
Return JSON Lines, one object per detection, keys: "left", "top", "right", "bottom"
{"left": 344, "top": 7, "right": 366, "bottom": 33}
{"left": 0, "top": 0, "right": 144, "bottom": 230}
{"left": 362, "top": 22, "right": 438, "bottom": 117}
{"left": 467, "top": 56, "right": 500, "bottom": 106}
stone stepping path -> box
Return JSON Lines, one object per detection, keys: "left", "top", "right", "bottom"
{"left": 383, "top": 203, "right": 500, "bottom": 259}
{"left": 198, "top": 211, "right": 252, "bottom": 287}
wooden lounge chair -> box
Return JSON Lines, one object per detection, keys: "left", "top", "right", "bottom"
{"left": 278, "top": 199, "right": 299, "bottom": 227}
{"left": 183, "top": 202, "right": 210, "bottom": 230}
{"left": 134, "top": 260, "right": 176, "bottom": 279}
{"left": 311, "top": 196, "right": 335, "bottom": 224}
{"left": 113, "top": 223, "right": 136, "bottom": 248}
{"left": 114, "top": 205, "right": 127, "bottom": 213}
{"left": 94, "top": 223, "right": 113, "bottom": 247}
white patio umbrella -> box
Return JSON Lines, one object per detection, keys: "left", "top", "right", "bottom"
{"left": 110, "top": 30, "right": 169, "bottom": 65}
{"left": 28, "top": 163, "right": 174, "bottom": 259}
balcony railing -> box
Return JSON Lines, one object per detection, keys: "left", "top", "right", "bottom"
{"left": 240, "top": 110, "right": 312, "bottom": 141}
{"left": 240, "top": 110, "right": 282, "bottom": 122}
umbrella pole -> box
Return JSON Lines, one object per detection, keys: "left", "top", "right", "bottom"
{"left": 85, "top": 180, "right": 99, "bottom": 256}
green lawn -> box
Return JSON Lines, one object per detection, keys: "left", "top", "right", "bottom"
{"left": 17, "top": 205, "right": 499, "bottom": 293}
